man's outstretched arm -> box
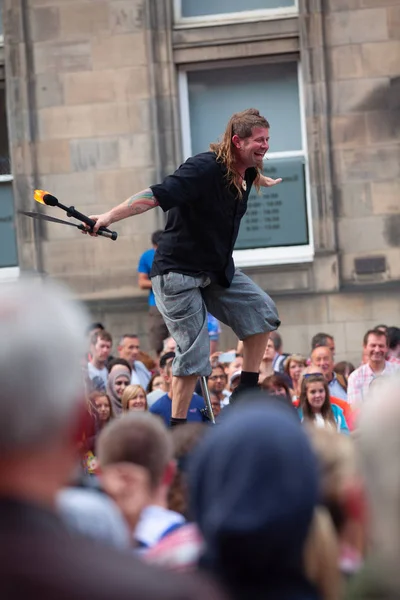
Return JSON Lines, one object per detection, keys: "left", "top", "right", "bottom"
{"left": 89, "top": 188, "right": 159, "bottom": 233}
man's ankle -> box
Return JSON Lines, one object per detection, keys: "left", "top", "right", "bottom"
{"left": 230, "top": 380, "right": 260, "bottom": 404}
{"left": 170, "top": 417, "right": 187, "bottom": 428}
{"left": 239, "top": 371, "right": 259, "bottom": 387}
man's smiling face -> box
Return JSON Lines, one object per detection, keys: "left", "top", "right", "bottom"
{"left": 236, "top": 126, "right": 270, "bottom": 168}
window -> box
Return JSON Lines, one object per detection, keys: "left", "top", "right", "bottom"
{"left": 178, "top": 60, "right": 313, "bottom": 266}
{"left": 0, "top": 82, "right": 18, "bottom": 273}
{"left": 174, "top": 0, "right": 297, "bottom": 26}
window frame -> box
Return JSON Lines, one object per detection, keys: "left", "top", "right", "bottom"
{"left": 0, "top": 266, "right": 19, "bottom": 280}
{"left": 173, "top": 0, "right": 298, "bottom": 28}
{"left": 177, "top": 60, "right": 314, "bottom": 267}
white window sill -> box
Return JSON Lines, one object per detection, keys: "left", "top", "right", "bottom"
{"left": 0, "top": 266, "right": 20, "bottom": 281}
{"left": 234, "top": 245, "right": 314, "bottom": 268}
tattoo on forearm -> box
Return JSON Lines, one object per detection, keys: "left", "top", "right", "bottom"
{"left": 127, "top": 189, "right": 159, "bottom": 215}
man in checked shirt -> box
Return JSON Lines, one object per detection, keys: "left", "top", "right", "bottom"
{"left": 347, "top": 328, "right": 400, "bottom": 405}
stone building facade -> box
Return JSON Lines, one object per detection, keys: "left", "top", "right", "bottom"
{"left": 1, "top": 0, "right": 400, "bottom": 363}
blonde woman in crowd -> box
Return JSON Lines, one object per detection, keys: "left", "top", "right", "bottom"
{"left": 122, "top": 384, "right": 148, "bottom": 412}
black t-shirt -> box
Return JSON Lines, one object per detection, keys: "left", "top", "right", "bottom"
{"left": 150, "top": 152, "right": 258, "bottom": 288}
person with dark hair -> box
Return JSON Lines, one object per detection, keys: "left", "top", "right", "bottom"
{"left": 137, "top": 231, "right": 169, "bottom": 356}
{"left": 147, "top": 373, "right": 166, "bottom": 394}
{"left": 107, "top": 357, "right": 132, "bottom": 375}
{"left": 147, "top": 352, "right": 175, "bottom": 408}
{"left": 261, "top": 373, "right": 292, "bottom": 406}
{"left": 188, "top": 399, "right": 320, "bottom": 600}
{"left": 269, "top": 331, "right": 289, "bottom": 373}
{"left": 299, "top": 374, "right": 349, "bottom": 433}
{"left": 311, "top": 333, "right": 335, "bottom": 357}
{"left": 347, "top": 328, "right": 400, "bottom": 405}
{"left": 87, "top": 322, "right": 105, "bottom": 336}
{"left": 333, "top": 361, "right": 355, "bottom": 387}
{"left": 88, "top": 108, "right": 281, "bottom": 427}
{"left": 387, "top": 326, "right": 400, "bottom": 362}
{"left": 206, "top": 365, "right": 228, "bottom": 410}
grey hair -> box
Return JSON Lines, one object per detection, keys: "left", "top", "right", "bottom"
{"left": 0, "top": 277, "right": 88, "bottom": 451}
{"left": 118, "top": 333, "right": 138, "bottom": 346}
{"left": 357, "top": 373, "right": 400, "bottom": 558}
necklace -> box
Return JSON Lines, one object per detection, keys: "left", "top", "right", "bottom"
{"left": 237, "top": 171, "right": 247, "bottom": 191}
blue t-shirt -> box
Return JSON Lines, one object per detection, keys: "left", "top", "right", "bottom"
{"left": 207, "top": 313, "right": 221, "bottom": 341}
{"left": 138, "top": 248, "right": 156, "bottom": 307}
{"left": 150, "top": 393, "right": 206, "bottom": 427}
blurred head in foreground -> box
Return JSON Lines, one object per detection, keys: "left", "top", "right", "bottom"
{"left": 357, "top": 373, "right": 400, "bottom": 562}
{"left": 189, "top": 397, "right": 320, "bottom": 600}
{"left": 0, "top": 277, "right": 88, "bottom": 505}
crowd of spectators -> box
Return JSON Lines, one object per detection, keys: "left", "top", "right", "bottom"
{"left": 2, "top": 277, "right": 400, "bottom": 599}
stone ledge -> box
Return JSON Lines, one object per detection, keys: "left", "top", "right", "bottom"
{"left": 172, "top": 17, "right": 299, "bottom": 49}
{"left": 173, "top": 37, "right": 299, "bottom": 64}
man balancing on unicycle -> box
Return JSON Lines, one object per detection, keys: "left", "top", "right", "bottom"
{"left": 89, "top": 108, "right": 282, "bottom": 426}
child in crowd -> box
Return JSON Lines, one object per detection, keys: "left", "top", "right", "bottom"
{"left": 299, "top": 374, "right": 349, "bottom": 434}
{"left": 122, "top": 384, "right": 148, "bottom": 412}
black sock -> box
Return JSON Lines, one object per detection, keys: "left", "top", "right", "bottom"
{"left": 239, "top": 371, "right": 259, "bottom": 387}
{"left": 170, "top": 417, "right": 187, "bottom": 428}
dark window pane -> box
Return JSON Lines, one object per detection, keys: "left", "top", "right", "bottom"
{"left": 0, "top": 182, "right": 18, "bottom": 267}
{"left": 181, "top": 0, "right": 295, "bottom": 18}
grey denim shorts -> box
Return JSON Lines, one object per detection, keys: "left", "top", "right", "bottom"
{"left": 151, "top": 269, "right": 280, "bottom": 377}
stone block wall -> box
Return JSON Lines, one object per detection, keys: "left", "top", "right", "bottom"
{"left": 3, "top": 0, "right": 400, "bottom": 358}
{"left": 5, "top": 0, "right": 164, "bottom": 298}
{"left": 326, "top": 0, "right": 400, "bottom": 284}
